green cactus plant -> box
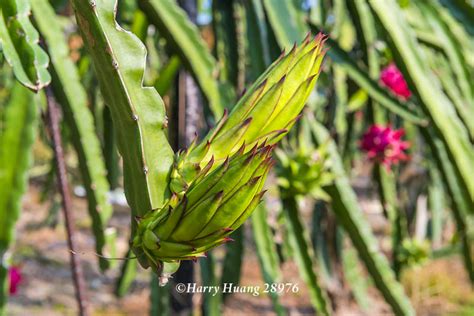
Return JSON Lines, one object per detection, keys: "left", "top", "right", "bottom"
{"left": 397, "top": 239, "right": 431, "bottom": 268}
{"left": 70, "top": 0, "right": 175, "bottom": 269}
{"left": 71, "top": 0, "right": 326, "bottom": 281}
{"left": 275, "top": 140, "right": 333, "bottom": 200}
{"left": 275, "top": 120, "right": 333, "bottom": 315}
{"left": 71, "top": 0, "right": 175, "bottom": 215}
{"left": 310, "top": 118, "right": 415, "bottom": 316}
{"left": 0, "top": 83, "right": 37, "bottom": 315}
{"left": 115, "top": 248, "right": 138, "bottom": 297}
{"left": 251, "top": 204, "right": 286, "bottom": 315}
{"left": 281, "top": 197, "right": 332, "bottom": 315}
{"left": 31, "top": 0, "right": 113, "bottom": 271}
{"left": 0, "top": 0, "right": 51, "bottom": 91}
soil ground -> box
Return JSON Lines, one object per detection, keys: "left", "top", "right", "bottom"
{"left": 6, "top": 185, "right": 474, "bottom": 315}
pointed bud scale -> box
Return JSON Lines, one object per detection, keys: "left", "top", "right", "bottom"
{"left": 203, "top": 117, "right": 252, "bottom": 164}
{"left": 228, "top": 191, "right": 265, "bottom": 231}
{"left": 195, "top": 177, "right": 262, "bottom": 238}
{"left": 192, "top": 155, "right": 214, "bottom": 183}
{"left": 258, "top": 139, "right": 268, "bottom": 149}
{"left": 155, "top": 196, "right": 187, "bottom": 240}
{"left": 172, "top": 190, "right": 224, "bottom": 241}
{"left": 303, "top": 31, "right": 312, "bottom": 44}
{"left": 215, "top": 190, "right": 225, "bottom": 199}
{"left": 238, "top": 88, "right": 248, "bottom": 98}
{"left": 238, "top": 79, "right": 269, "bottom": 120}
{"left": 242, "top": 78, "right": 285, "bottom": 143}
{"left": 208, "top": 109, "right": 229, "bottom": 142}
{"left": 235, "top": 141, "right": 246, "bottom": 157}
{"left": 185, "top": 161, "right": 228, "bottom": 206}
{"left": 244, "top": 144, "right": 259, "bottom": 165}
{"left": 277, "top": 48, "right": 286, "bottom": 60}
{"left": 260, "top": 74, "right": 318, "bottom": 137}
{"left": 288, "top": 41, "right": 297, "bottom": 55}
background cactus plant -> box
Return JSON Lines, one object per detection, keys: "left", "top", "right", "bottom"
{"left": 0, "top": 83, "right": 37, "bottom": 315}
{"left": 0, "top": 0, "right": 51, "bottom": 91}
{"left": 0, "top": 0, "right": 473, "bottom": 315}
{"left": 30, "top": 0, "right": 114, "bottom": 270}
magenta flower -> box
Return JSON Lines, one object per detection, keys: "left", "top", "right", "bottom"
{"left": 380, "top": 63, "right": 411, "bottom": 100}
{"left": 360, "top": 125, "right": 410, "bottom": 168}
{"left": 8, "top": 266, "right": 22, "bottom": 295}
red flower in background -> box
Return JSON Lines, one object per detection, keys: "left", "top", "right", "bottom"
{"left": 8, "top": 266, "right": 22, "bottom": 295}
{"left": 380, "top": 63, "right": 411, "bottom": 100}
{"left": 360, "top": 125, "right": 410, "bottom": 168}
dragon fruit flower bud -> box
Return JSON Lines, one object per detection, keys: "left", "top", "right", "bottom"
{"left": 137, "top": 34, "right": 327, "bottom": 282}
{"left": 380, "top": 63, "right": 411, "bottom": 100}
{"left": 8, "top": 266, "right": 22, "bottom": 295}
{"left": 133, "top": 144, "right": 274, "bottom": 273}
{"left": 275, "top": 144, "right": 333, "bottom": 200}
{"left": 170, "top": 33, "right": 327, "bottom": 193}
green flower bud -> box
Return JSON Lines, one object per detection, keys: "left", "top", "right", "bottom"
{"left": 171, "top": 33, "right": 327, "bottom": 193}
{"left": 133, "top": 144, "right": 274, "bottom": 273}
{"left": 134, "top": 35, "right": 327, "bottom": 281}
{"left": 275, "top": 114, "right": 333, "bottom": 199}
{"left": 275, "top": 143, "right": 333, "bottom": 200}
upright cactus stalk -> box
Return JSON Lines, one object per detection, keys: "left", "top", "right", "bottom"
{"left": 0, "top": 83, "right": 37, "bottom": 315}
{"left": 310, "top": 118, "right": 415, "bottom": 316}
{"left": 70, "top": 0, "right": 175, "bottom": 268}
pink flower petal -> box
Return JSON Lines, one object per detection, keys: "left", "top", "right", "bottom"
{"left": 380, "top": 63, "right": 412, "bottom": 100}
{"left": 360, "top": 124, "right": 410, "bottom": 168}
{"left": 8, "top": 266, "right": 22, "bottom": 295}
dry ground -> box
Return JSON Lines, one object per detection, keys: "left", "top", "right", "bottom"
{"left": 5, "top": 185, "right": 474, "bottom": 315}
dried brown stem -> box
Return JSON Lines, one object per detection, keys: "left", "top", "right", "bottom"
{"left": 45, "top": 88, "right": 90, "bottom": 316}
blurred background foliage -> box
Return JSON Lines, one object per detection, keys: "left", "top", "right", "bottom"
{"left": 1, "top": 0, "right": 473, "bottom": 315}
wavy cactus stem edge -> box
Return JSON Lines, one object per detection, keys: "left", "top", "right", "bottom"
{"left": 133, "top": 33, "right": 327, "bottom": 283}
